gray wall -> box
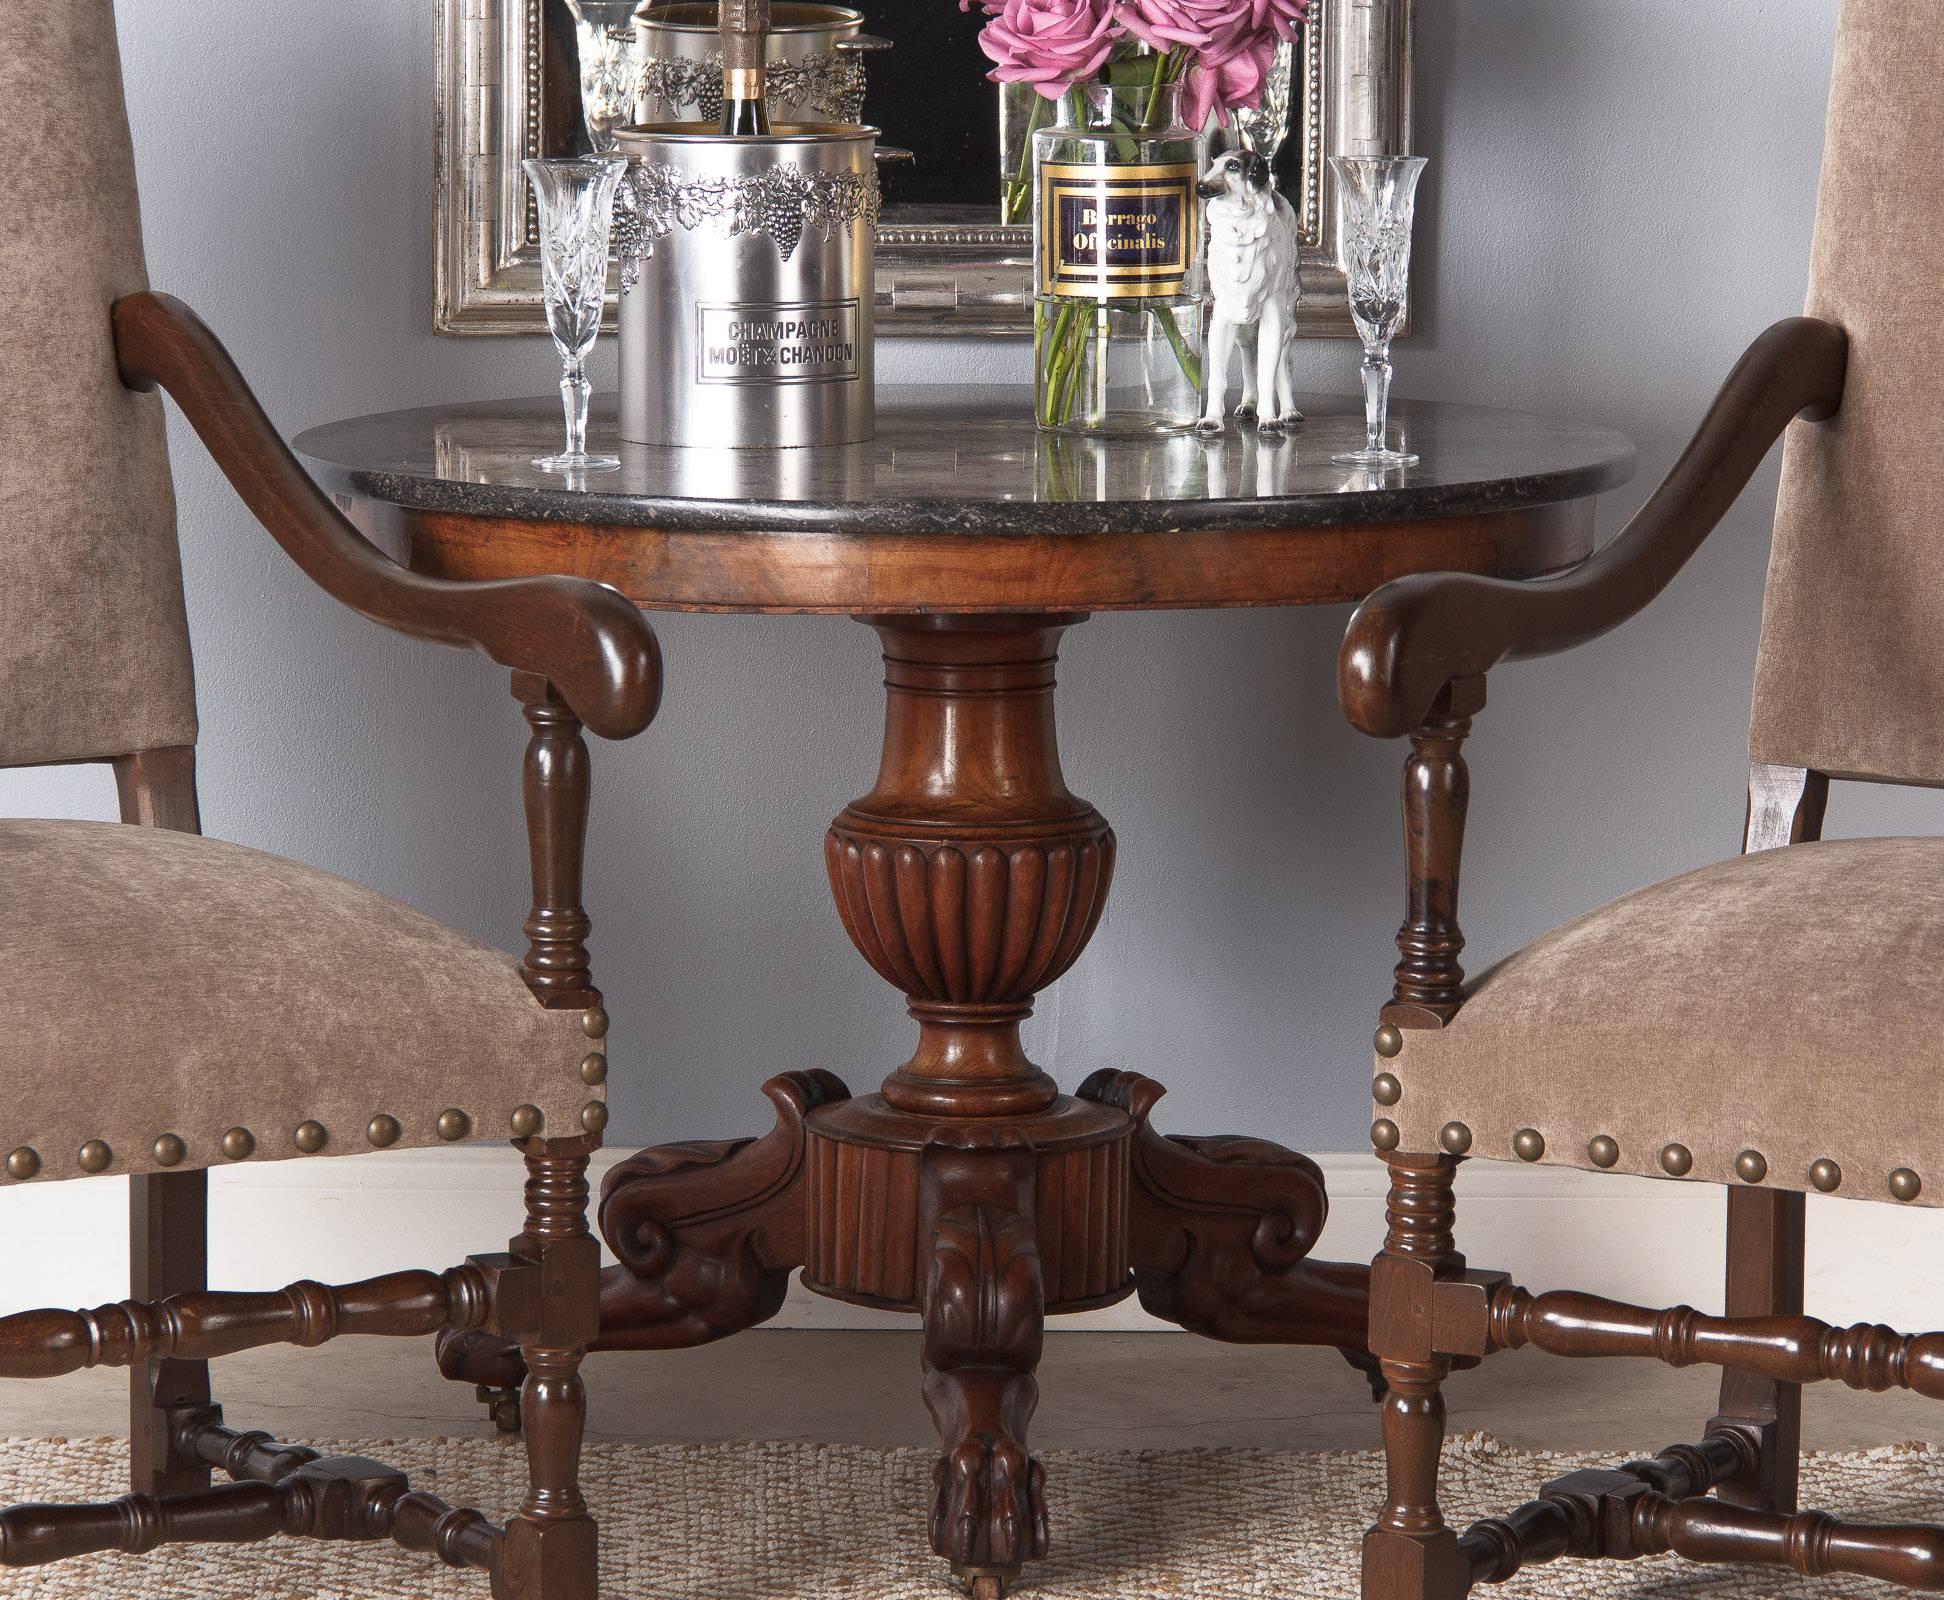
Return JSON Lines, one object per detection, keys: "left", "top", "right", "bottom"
{"left": 13, "top": 0, "right": 1916, "bottom": 1157}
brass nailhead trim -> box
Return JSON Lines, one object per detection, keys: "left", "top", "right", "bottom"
{"left": 581, "top": 1051, "right": 609, "bottom": 1087}
{"left": 1586, "top": 1135, "right": 1619, "bottom": 1169}
{"left": 582, "top": 1007, "right": 610, "bottom": 1040}
{"left": 1512, "top": 1128, "right": 1545, "bottom": 1163}
{"left": 6, "top": 1147, "right": 41, "bottom": 1181}
{"left": 367, "top": 1115, "right": 402, "bottom": 1149}
{"left": 1890, "top": 1168, "right": 1922, "bottom": 1203}
{"left": 1371, "top": 1119, "right": 1401, "bottom": 1152}
{"left": 1809, "top": 1158, "right": 1842, "bottom": 1193}
{"left": 510, "top": 1105, "right": 545, "bottom": 1138}
{"left": 1438, "top": 1121, "right": 1472, "bottom": 1156}
{"left": 1659, "top": 1142, "right": 1693, "bottom": 1178}
{"left": 1373, "top": 1024, "right": 1403, "bottom": 1059}
{"left": 437, "top": 1109, "right": 471, "bottom": 1142}
{"left": 1735, "top": 1149, "right": 1768, "bottom": 1185}
{"left": 78, "top": 1140, "right": 113, "bottom": 1175}
{"left": 222, "top": 1127, "right": 256, "bottom": 1161}
{"left": 152, "top": 1134, "right": 187, "bottom": 1168}
{"left": 581, "top": 1101, "right": 610, "bottom": 1135}
{"left": 1371, "top": 1073, "right": 1402, "bottom": 1107}
{"left": 293, "top": 1121, "right": 329, "bottom": 1156}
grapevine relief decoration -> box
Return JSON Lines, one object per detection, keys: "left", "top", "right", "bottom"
{"left": 612, "top": 161, "right": 881, "bottom": 287}
{"left": 639, "top": 50, "right": 867, "bottom": 124}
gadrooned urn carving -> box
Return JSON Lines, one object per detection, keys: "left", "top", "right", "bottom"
{"left": 823, "top": 829, "right": 1116, "bottom": 1010}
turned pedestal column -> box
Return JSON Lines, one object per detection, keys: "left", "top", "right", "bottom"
{"left": 807, "top": 616, "right": 1131, "bottom": 1590}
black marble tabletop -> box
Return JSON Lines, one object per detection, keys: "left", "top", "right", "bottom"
{"left": 294, "top": 389, "right": 1634, "bottom": 538}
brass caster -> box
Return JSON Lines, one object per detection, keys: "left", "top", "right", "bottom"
{"left": 476, "top": 1382, "right": 522, "bottom": 1435}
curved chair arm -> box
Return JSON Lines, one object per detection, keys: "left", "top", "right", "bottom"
{"left": 1339, "top": 318, "right": 1849, "bottom": 740}
{"left": 111, "top": 291, "right": 661, "bottom": 741}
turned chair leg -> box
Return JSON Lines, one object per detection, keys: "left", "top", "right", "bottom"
{"left": 1364, "top": 1152, "right": 1465, "bottom": 1600}
{"left": 496, "top": 1137, "right": 600, "bottom": 1600}
{"left": 129, "top": 1171, "right": 213, "bottom": 1497}
{"left": 1709, "top": 1186, "right": 1805, "bottom": 1512}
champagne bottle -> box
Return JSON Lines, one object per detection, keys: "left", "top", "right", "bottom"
{"left": 718, "top": 0, "right": 771, "bottom": 136}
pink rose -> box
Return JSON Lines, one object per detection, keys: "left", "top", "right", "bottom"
{"left": 1114, "top": 0, "right": 1307, "bottom": 124}
{"left": 1182, "top": 23, "right": 1281, "bottom": 126}
{"left": 975, "top": 0, "right": 1124, "bottom": 98}
{"left": 1245, "top": 0, "right": 1308, "bottom": 33}
{"left": 1174, "top": 28, "right": 1267, "bottom": 125}
{"left": 1116, "top": 0, "right": 1304, "bottom": 54}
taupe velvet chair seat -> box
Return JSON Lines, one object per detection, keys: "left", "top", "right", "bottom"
{"left": 1, "top": 819, "right": 602, "bottom": 1186}
{"left": 1379, "top": 835, "right": 1944, "bottom": 1204}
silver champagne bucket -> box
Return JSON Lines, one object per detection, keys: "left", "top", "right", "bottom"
{"left": 613, "top": 122, "right": 879, "bottom": 448}
{"left": 634, "top": 4, "right": 881, "bottom": 126}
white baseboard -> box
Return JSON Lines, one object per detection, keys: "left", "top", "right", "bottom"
{"left": 5, "top": 1148, "right": 1936, "bottom": 1332}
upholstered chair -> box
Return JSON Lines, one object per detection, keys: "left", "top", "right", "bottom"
{"left": 1341, "top": 5, "right": 1944, "bottom": 1597}
{"left": 0, "top": 4, "right": 658, "bottom": 1592}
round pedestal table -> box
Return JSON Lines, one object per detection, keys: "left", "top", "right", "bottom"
{"left": 296, "top": 388, "right": 1634, "bottom": 1595}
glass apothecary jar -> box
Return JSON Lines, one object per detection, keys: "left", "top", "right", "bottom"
{"left": 1032, "top": 80, "right": 1205, "bottom": 436}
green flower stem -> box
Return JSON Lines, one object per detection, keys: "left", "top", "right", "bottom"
{"left": 1001, "top": 92, "right": 1049, "bottom": 224}
{"left": 1038, "top": 302, "right": 1080, "bottom": 426}
{"left": 1151, "top": 303, "right": 1202, "bottom": 393}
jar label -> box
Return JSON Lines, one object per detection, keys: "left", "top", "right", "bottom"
{"left": 695, "top": 300, "right": 863, "bottom": 386}
{"left": 1038, "top": 161, "right": 1199, "bottom": 300}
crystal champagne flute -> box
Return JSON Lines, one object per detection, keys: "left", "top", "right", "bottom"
{"left": 524, "top": 154, "right": 629, "bottom": 473}
{"left": 566, "top": 0, "right": 648, "bottom": 153}
{"left": 1331, "top": 155, "right": 1428, "bottom": 469}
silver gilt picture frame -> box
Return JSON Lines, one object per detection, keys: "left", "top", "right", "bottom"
{"left": 433, "top": 0, "right": 1414, "bottom": 337}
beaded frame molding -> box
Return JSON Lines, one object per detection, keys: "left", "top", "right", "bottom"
{"left": 433, "top": 0, "right": 1414, "bottom": 336}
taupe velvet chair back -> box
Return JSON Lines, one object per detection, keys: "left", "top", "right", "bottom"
{"left": 0, "top": 0, "right": 198, "bottom": 770}
{"left": 1750, "top": 0, "right": 1944, "bottom": 787}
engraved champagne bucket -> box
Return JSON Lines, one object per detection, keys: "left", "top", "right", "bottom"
{"left": 634, "top": 4, "right": 879, "bottom": 126}
{"left": 613, "top": 122, "right": 880, "bottom": 448}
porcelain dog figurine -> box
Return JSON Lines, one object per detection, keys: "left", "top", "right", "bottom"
{"left": 1197, "top": 147, "right": 1304, "bottom": 435}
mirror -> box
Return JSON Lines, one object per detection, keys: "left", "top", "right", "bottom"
{"left": 434, "top": 0, "right": 1414, "bottom": 335}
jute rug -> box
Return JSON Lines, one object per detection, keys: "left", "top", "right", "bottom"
{"left": 1, "top": 1432, "right": 1939, "bottom": 1599}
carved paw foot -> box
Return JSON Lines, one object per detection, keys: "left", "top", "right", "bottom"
{"left": 919, "top": 1133, "right": 1048, "bottom": 1581}
{"left": 926, "top": 1394, "right": 1050, "bottom": 1573}
{"left": 1340, "top": 1344, "right": 1389, "bottom": 1402}
{"left": 1233, "top": 400, "right": 1259, "bottom": 423}
{"left": 438, "top": 1327, "right": 528, "bottom": 1429}
{"left": 439, "top": 1325, "right": 528, "bottom": 1391}
{"left": 1195, "top": 415, "right": 1226, "bottom": 435}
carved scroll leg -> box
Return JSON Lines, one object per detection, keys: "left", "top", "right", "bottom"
{"left": 130, "top": 1171, "right": 214, "bottom": 1496}
{"left": 917, "top": 1131, "right": 1048, "bottom": 1595}
{"left": 494, "top": 1136, "right": 600, "bottom": 1600}
{"left": 1077, "top": 1071, "right": 1379, "bottom": 1391}
{"left": 438, "top": 1070, "right": 849, "bottom": 1429}
{"left": 1365, "top": 1153, "right": 1466, "bottom": 1600}
{"left": 1709, "top": 1187, "right": 1805, "bottom": 1512}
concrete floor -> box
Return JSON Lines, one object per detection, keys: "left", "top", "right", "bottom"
{"left": 3, "top": 1332, "right": 1932, "bottom": 1454}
